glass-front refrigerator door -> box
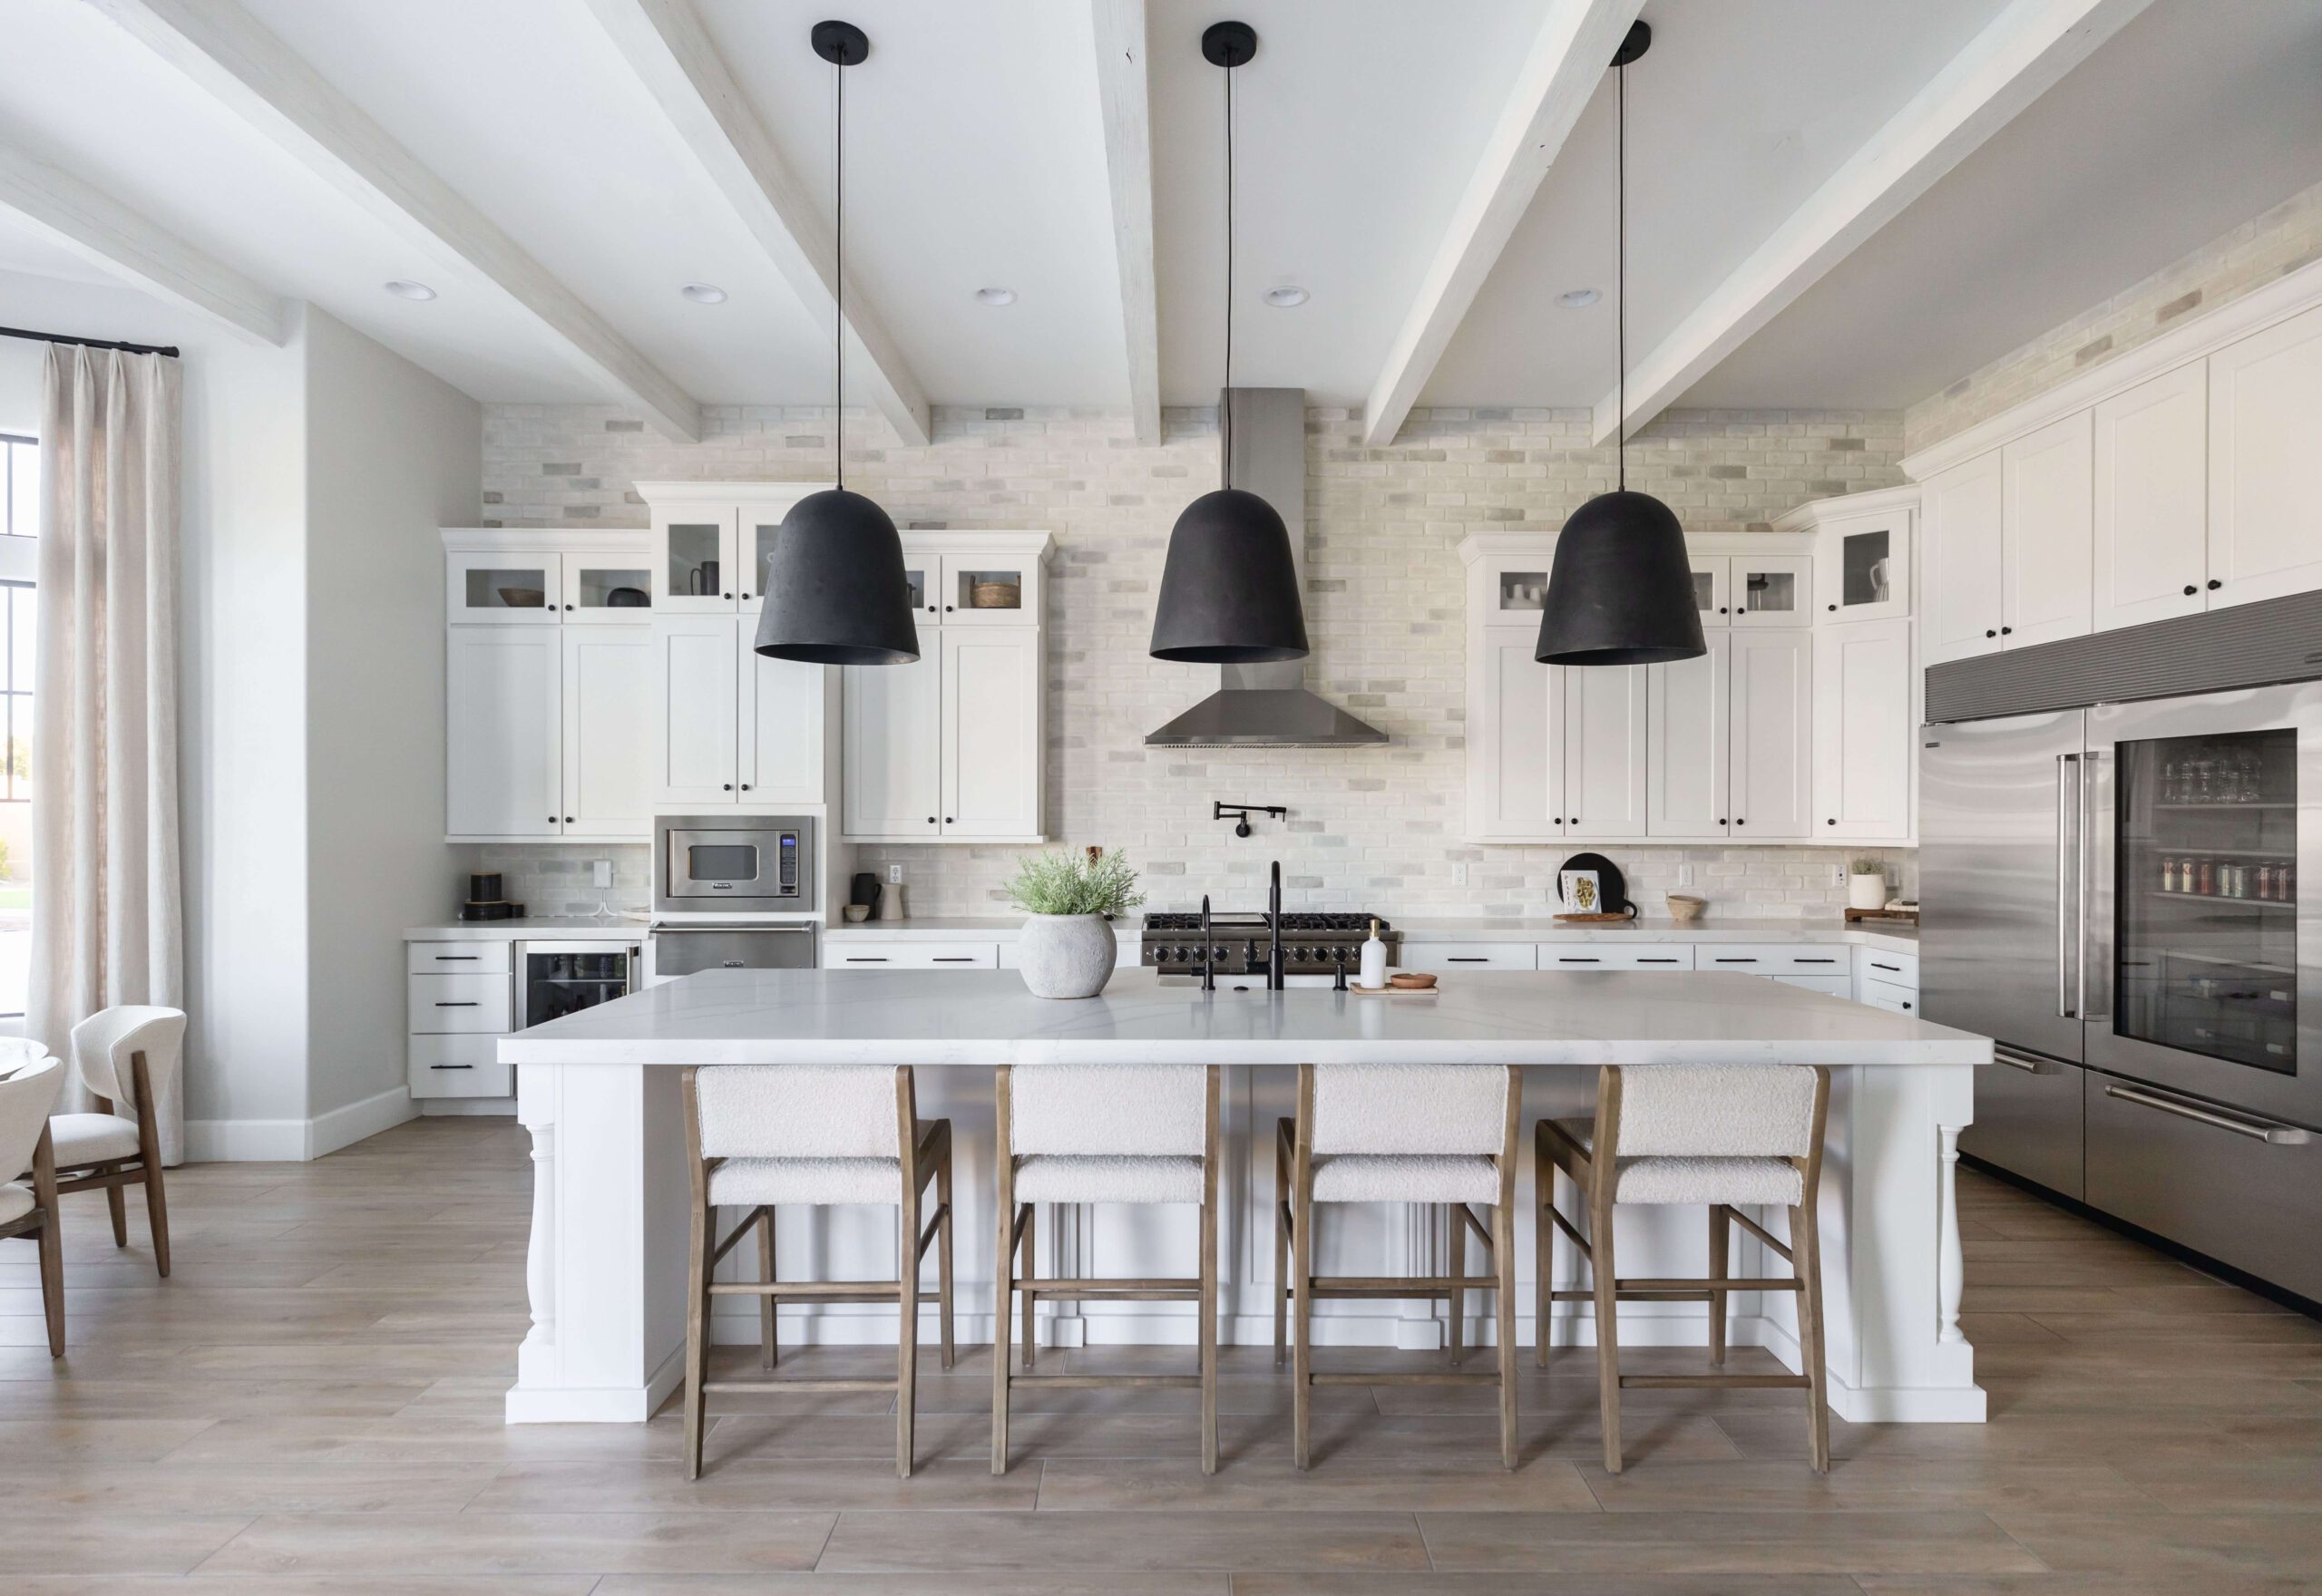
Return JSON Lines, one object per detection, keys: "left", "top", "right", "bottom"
{"left": 516, "top": 941, "right": 641, "bottom": 1029}
{"left": 2087, "top": 681, "right": 2320, "bottom": 1129}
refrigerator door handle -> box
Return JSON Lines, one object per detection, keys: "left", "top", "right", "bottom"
{"left": 1995, "top": 1046, "right": 2058, "bottom": 1075}
{"left": 2057, "top": 754, "right": 2081, "bottom": 1019}
{"left": 2102, "top": 1082, "right": 2312, "bottom": 1146}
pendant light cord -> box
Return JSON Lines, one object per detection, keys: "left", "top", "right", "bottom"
{"left": 1222, "top": 48, "right": 1235, "bottom": 486}
{"left": 1616, "top": 54, "right": 1626, "bottom": 493}
{"left": 834, "top": 50, "right": 845, "bottom": 491}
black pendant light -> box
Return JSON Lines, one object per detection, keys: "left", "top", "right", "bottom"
{"left": 1536, "top": 23, "right": 1704, "bottom": 668}
{"left": 755, "top": 20, "right": 920, "bottom": 667}
{"left": 1149, "top": 21, "right": 1309, "bottom": 665}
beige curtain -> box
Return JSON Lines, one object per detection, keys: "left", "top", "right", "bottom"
{"left": 29, "top": 345, "right": 185, "bottom": 1163}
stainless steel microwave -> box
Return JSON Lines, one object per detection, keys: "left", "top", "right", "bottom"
{"left": 654, "top": 814, "right": 815, "bottom": 914}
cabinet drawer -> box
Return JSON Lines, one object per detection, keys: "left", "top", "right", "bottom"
{"left": 825, "top": 941, "right": 1000, "bottom": 969}
{"left": 408, "top": 1033, "right": 512, "bottom": 1098}
{"left": 1962, "top": 1049, "right": 2083, "bottom": 1200}
{"left": 1538, "top": 946, "right": 1696, "bottom": 971}
{"left": 1398, "top": 943, "right": 1538, "bottom": 973}
{"left": 1698, "top": 944, "right": 1850, "bottom": 975}
{"left": 407, "top": 939, "right": 512, "bottom": 975}
{"left": 1773, "top": 974, "right": 1855, "bottom": 997}
{"left": 1860, "top": 978, "right": 1918, "bottom": 1015}
{"left": 408, "top": 972, "right": 512, "bottom": 1033}
{"left": 1857, "top": 948, "right": 1919, "bottom": 988}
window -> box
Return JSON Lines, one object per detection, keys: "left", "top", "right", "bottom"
{"left": 0, "top": 433, "right": 32, "bottom": 1020}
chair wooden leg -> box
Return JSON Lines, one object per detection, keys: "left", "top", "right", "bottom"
{"left": 1793, "top": 1198, "right": 1830, "bottom": 1474}
{"left": 106, "top": 1182, "right": 128, "bottom": 1249}
{"left": 1592, "top": 1188, "right": 1623, "bottom": 1474}
{"left": 937, "top": 1148, "right": 956, "bottom": 1371}
{"left": 1446, "top": 1203, "right": 1465, "bottom": 1368}
{"left": 1494, "top": 1196, "right": 1518, "bottom": 1470}
{"left": 756, "top": 1208, "right": 777, "bottom": 1370}
{"left": 1291, "top": 1177, "right": 1314, "bottom": 1470}
{"left": 141, "top": 1167, "right": 171, "bottom": 1279}
{"left": 896, "top": 1200, "right": 919, "bottom": 1480}
{"left": 1272, "top": 1124, "right": 1290, "bottom": 1367}
{"left": 1020, "top": 1202, "right": 1037, "bottom": 1370}
{"left": 683, "top": 1196, "right": 712, "bottom": 1480}
{"left": 132, "top": 1058, "right": 171, "bottom": 1278}
{"left": 36, "top": 1213, "right": 64, "bottom": 1357}
{"left": 1707, "top": 1203, "right": 1729, "bottom": 1368}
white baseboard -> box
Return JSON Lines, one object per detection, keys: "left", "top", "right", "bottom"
{"left": 184, "top": 1085, "right": 420, "bottom": 1163}
{"left": 420, "top": 1097, "right": 515, "bottom": 1117}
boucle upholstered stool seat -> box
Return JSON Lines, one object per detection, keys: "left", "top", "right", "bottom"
{"left": 992, "top": 1064, "right": 1222, "bottom": 1474}
{"left": 678, "top": 1065, "right": 954, "bottom": 1480}
{"left": 1274, "top": 1063, "right": 1523, "bottom": 1470}
{"left": 1537, "top": 1064, "right": 1832, "bottom": 1474}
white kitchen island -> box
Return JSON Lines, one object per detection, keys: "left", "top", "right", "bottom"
{"left": 499, "top": 967, "right": 1992, "bottom": 1426}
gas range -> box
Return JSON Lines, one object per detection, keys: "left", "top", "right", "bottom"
{"left": 1141, "top": 911, "right": 1398, "bottom": 980}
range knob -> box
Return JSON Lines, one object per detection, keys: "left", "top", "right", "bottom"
{"left": 1172, "top": 946, "right": 1193, "bottom": 962}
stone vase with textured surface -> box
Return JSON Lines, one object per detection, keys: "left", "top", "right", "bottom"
{"left": 1017, "top": 914, "right": 1117, "bottom": 999}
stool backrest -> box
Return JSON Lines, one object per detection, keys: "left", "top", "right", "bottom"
{"left": 694, "top": 1065, "right": 902, "bottom": 1160}
{"left": 69, "top": 1007, "right": 187, "bottom": 1113}
{"left": 1311, "top": 1064, "right": 1511, "bottom": 1155}
{"left": 0, "top": 1056, "right": 63, "bottom": 1182}
{"left": 1613, "top": 1065, "right": 1822, "bottom": 1159}
{"left": 1007, "top": 1064, "right": 1205, "bottom": 1156}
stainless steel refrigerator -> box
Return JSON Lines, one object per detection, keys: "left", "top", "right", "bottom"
{"left": 1921, "top": 678, "right": 2320, "bottom": 1301}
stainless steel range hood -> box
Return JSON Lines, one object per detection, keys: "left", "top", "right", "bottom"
{"left": 1146, "top": 387, "right": 1387, "bottom": 747}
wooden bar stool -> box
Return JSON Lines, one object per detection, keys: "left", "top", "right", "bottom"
{"left": 0, "top": 1056, "right": 65, "bottom": 1356}
{"left": 678, "top": 1064, "right": 953, "bottom": 1479}
{"left": 1537, "top": 1064, "right": 1831, "bottom": 1473}
{"left": 992, "top": 1063, "right": 1221, "bottom": 1474}
{"left": 1274, "top": 1063, "right": 1522, "bottom": 1469}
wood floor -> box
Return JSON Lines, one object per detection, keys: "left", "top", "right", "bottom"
{"left": 3, "top": 1115, "right": 2320, "bottom": 1593}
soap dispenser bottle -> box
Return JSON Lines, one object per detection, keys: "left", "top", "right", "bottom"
{"left": 1358, "top": 919, "right": 1388, "bottom": 990}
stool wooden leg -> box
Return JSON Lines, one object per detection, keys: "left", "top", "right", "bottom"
{"left": 107, "top": 1182, "right": 128, "bottom": 1248}
{"left": 1592, "top": 1187, "right": 1623, "bottom": 1474}
{"left": 1707, "top": 1203, "right": 1729, "bottom": 1369}
{"left": 1535, "top": 1170, "right": 1552, "bottom": 1370}
{"left": 1020, "top": 1202, "right": 1038, "bottom": 1370}
{"left": 896, "top": 1197, "right": 919, "bottom": 1480}
{"left": 1446, "top": 1203, "right": 1465, "bottom": 1368}
{"left": 757, "top": 1208, "right": 777, "bottom": 1370}
{"left": 683, "top": 1196, "right": 712, "bottom": 1481}
{"left": 1272, "top": 1123, "right": 1290, "bottom": 1367}
{"left": 1494, "top": 1195, "right": 1518, "bottom": 1470}
{"left": 991, "top": 1199, "right": 1015, "bottom": 1475}
{"left": 1291, "top": 1071, "right": 1316, "bottom": 1471}
{"left": 1793, "top": 1197, "right": 1830, "bottom": 1474}
{"left": 937, "top": 1146, "right": 956, "bottom": 1371}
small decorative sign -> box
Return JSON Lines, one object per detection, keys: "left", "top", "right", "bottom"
{"left": 1559, "top": 869, "right": 1603, "bottom": 914}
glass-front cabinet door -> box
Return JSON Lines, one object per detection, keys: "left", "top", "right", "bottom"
{"left": 1688, "top": 558, "right": 1732, "bottom": 626}
{"left": 561, "top": 548, "right": 653, "bottom": 620}
{"left": 938, "top": 553, "right": 1039, "bottom": 625}
{"left": 447, "top": 550, "right": 558, "bottom": 623}
{"left": 656, "top": 506, "right": 737, "bottom": 614}
{"left": 1815, "top": 516, "right": 1910, "bottom": 621}
{"left": 2090, "top": 683, "right": 2317, "bottom": 1129}
{"left": 1730, "top": 554, "right": 1810, "bottom": 628}
{"left": 1484, "top": 559, "right": 1553, "bottom": 620}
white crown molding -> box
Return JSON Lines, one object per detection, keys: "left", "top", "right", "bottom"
{"left": 897, "top": 530, "right": 1056, "bottom": 561}
{"left": 1901, "top": 255, "right": 2322, "bottom": 481}
{"left": 440, "top": 527, "right": 652, "bottom": 550}
{"left": 1771, "top": 482, "right": 1921, "bottom": 535}
{"left": 631, "top": 480, "right": 835, "bottom": 507}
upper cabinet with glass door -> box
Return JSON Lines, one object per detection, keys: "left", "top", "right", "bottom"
{"left": 638, "top": 482, "right": 832, "bottom": 616}
{"left": 1686, "top": 552, "right": 1811, "bottom": 628}
{"left": 1775, "top": 486, "right": 1917, "bottom": 625}
{"left": 447, "top": 548, "right": 560, "bottom": 624}
{"left": 445, "top": 539, "right": 651, "bottom": 625}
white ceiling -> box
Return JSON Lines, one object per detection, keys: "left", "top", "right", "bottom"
{"left": 0, "top": 0, "right": 2312, "bottom": 422}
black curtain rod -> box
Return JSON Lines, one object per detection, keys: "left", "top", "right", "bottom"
{"left": 0, "top": 325, "right": 180, "bottom": 358}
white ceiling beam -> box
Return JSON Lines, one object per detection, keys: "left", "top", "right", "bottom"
{"left": 1361, "top": 0, "right": 1644, "bottom": 448}
{"left": 1088, "top": 0, "right": 1160, "bottom": 446}
{"left": 580, "top": 0, "right": 932, "bottom": 447}
{"left": 83, "top": 0, "right": 702, "bottom": 441}
{"left": 0, "top": 142, "right": 287, "bottom": 344}
{"left": 1592, "top": 0, "right": 2155, "bottom": 445}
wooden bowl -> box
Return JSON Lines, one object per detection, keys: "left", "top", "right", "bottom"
{"left": 1665, "top": 893, "right": 1707, "bottom": 923}
{"left": 1388, "top": 971, "right": 1438, "bottom": 989}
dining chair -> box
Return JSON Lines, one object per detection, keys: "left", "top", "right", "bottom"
{"left": 51, "top": 1007, "right": 186, "bottom": 1277}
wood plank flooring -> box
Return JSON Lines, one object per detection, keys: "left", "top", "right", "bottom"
{"left": 2, "top": 1115, "right": 2319, "bottom": 1592}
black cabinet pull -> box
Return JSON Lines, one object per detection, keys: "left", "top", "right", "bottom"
{"left": 428, "top": 1064, "right": 476, "bottom": 1071}
{"left": 434, "top": 1001, "right": 479, "bottom": 1007}
{"left": 845, "top": 957, "right": 890, "bottom": 963}
{"left": 723, "top": 783, "right": 733, "bottom": 792}
{"left": 1735, "top": 817, "right": 1746, "bottom": 826}
{"left": 1903, "top": 1000, "right": 1913, "bottom": 1010}
{"left": 945, "top": 604, "right": 955, "bottom": 612}
{"left": 740, "top": 783, "right": 752, "bottom": 792}
{"left": 434, "top": 955, "right": 478, "bottom": 961}
{"left": 932, "top": 957, "right": 974, "bottom": 963}
{"left": 1797, "top": 958, "right": 1837, "bottom": 965}
{"left": 565, "top": 816, "right": 574, "bottom": 823}
{"left": 1826, "top": 818, "right": 1836, "bottom": 825}
{"left": 945, "top": 816, "right": 954, "bottom": 823}
{"left": 563, "top": 602, "right": 574, "bottom": 610}
{"left": 1556, "top": 957, "right": 1601, "bottom": 964}
{"left": 1828, "top": 602, "right": 1837, "bottom": 611}
{"left": 1717, "top": 817, "right": 1726, "bottom": 825}
{"left": 722, "top": 591, "right": 732, "bottom": 600}
{"left": 1446, "top": 957, "right": 1489, "bottom": 963}
{"left": 1639, "top": 957, "right": 1680, "bottom": 964}
{"left": 1871, "top": 961, "right": 1899, "bottom": 972}
{"left": 1719, "top": 605, "right": 1730, "bottom": 614}
{"left": 927, "top": 816, "right": 937, "bottom": 824}
{"left": 1713, "top": 958, "right": 1757, "bottom": 964}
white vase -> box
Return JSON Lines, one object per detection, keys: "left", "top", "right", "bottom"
{"left": 1849, "top": 873, "right": 1889, "bottom": 911}
{"left": 1017, "top": 914, "right": 1118, "bottom": 999}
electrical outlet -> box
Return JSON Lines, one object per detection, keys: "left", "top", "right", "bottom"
{"left": 1829, "top": 863, "right": 1846, "bottom": 888}
{"left": 1451, "top": 861, "right": 1468, "bottom": 887}
{"left": 886, "top": 864, "right": 902, "bottom": 886}
{"left": 1676, "top": 863, "right": 1694, "bottom": 887}
{"left": 591, "top": 859, "right": 612, "bottom": 889}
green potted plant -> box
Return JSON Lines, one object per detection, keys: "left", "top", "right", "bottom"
{"left": 1006, "top": 848, "right": 1145, "bottom": 998}
{"left": 1849, "top": 859, "right": 1889, "bottom": 913}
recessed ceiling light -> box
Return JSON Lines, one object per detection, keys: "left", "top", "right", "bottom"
{"left": 680, "top": 282, "right": 727, "bottom": 304}
{"left": 1556, "top": 287, "right": 1601, "bottom": 308}
{"left": 974, "top": 287, "right": 1018, "bottom": 307}
{"left": 384, "top": 279, "right": 436, "bottom": 301}
{"left": 1263, "top": 286, "right": 1309, "bottom": 307}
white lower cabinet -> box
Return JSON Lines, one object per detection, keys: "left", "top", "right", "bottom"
{"left": 824, "top": 940, "right": 1000, "bottom": 969}
{"left": 1537, "top": 946, "right": 1694, "bottom": 971}
{"left": 1812, "top": 618, "right": 1913, "bottom": 842}
{"left": 407, "top": 943, "right": 516, "bottom": 1101}
{"left": 1397, "top": 943, "right": 1537, "bottom": 974}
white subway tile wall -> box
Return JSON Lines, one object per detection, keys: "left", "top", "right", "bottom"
{"left": 1906, "top": 176, "right": 2322, "bottom": 454}
{"left": 480, "top": 402, "right": 1911, "bottom": 920}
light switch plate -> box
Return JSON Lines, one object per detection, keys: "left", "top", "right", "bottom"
{"left": 1677, "top": 863, "right": 1694, "bottom": 887}
{"left": 592, "top": 859, "right": 613, "bottom": 889}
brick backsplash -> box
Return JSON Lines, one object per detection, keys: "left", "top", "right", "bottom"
{"left": 481, "top": 402, "right": 1912, "bottom": 921}
{"left": 1906, "top": 177, "right": 2322, "bottom": 454}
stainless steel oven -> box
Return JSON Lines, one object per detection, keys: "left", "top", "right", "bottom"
{"left": 649, "top": 921, "right": 818, "bottom": 978}
{"left": 654, "top": 813, "right": 815, "bottom": 915}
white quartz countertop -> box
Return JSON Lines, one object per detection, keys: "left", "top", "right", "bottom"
{"left": 821, "top": 914, "right": 1917, "bottom": 953}
{"left": 405, "top": 917, "right": 651, "bottom": 940}
{"left": 500, "top": 967, "right": 1984, "bottom": 1067}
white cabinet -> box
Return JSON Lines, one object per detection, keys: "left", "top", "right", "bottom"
{"left": 638, "top": 481, "right": 830, "bottom": 615}
{"left": 1560, "top": 660, "right": 1650, "bottom": 838}
{"left": 1686, "top": 553, "right": 1811, "bottom": 628}
{"left": 841, "top": 531, "right": 1051, "bottom": 843}
{"left": 1810, "top": 507, "right": 1911, "bottom": 623}
{"left": 446, "top": 626, "right": 561, "bottom": 840}
{"left": 561, "top": 626, "right": 652, "bottom": 840}
{"left": 1813, "top": 618, "right": 1913, "bottom": 842}
{"left": 1398, "top": 943, "right": 1538, "bottom": 974}
{"left": 824, "top": 940, "right": 1000, "bottom": 969}
{"left": 2207, "top": 301, "right": 2322, "bottom": 608}
{"left": 1469, "top": 628, "right": 1559, "bottom": 839}
{"left": 2000, "top": 410, "right": 2093, "bottom": 650}
{"left": 1728, "top": 629, "right": 1812, "bottom": 838}
{"left": 1647, "top": 632, "right": 1729, "bottom": 838}
{"left": 1921, "top": 452, "right": 2005, "bottom": 666}
{"left": 2093, "top": 363, "right": 2208, "bottom": 631}
{"left": 650, "top": 617, "right": 831, "bottom": 811}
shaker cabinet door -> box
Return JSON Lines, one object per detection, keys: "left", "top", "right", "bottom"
{"left": 1920, "top": 452, "right": 2005, "bottom": 665}
{"left": 446, "top": 625, "right": 561, "bottom": 839}
{"left": 940, "top": 626, "right": 1040, "bottom": 838}
{"left": 650, "top": 618, "right": 739, "bottom": 807}
{"left": 843, "top": 644, "right": 944, "bottom": 839}
{"left": 2001, "top": 409, "right": 2094, "bottom": 650}
{"left": 1811, "top": 618, "right": 1911, "bottom": 842}
{"left": 1561, "top": 660, "right": 1648, "bottom": 839}
{"left": 1469, "top": 628, "right": 1560, "bottom": 840}
{"left": 2208, "top": 301, "right": 2322, "bottom": 608}
{"left": 739, "top": 649, "right": 827, "bottom": 807}
{"left": 2093, "top": 363, "right": 2208, "bottom": 632}
{"left": 1646, "top": 633, "right": 1729, "bottom": 839}
{"left": 561, "top": 624, "right": 652, "bottom": 840}
{"left": 1729, "top": 628, "right": 1812, "bottom": 840}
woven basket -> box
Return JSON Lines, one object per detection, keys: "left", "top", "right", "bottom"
{"left": 970, "top": 580, "right": 1020, "bottom": 609}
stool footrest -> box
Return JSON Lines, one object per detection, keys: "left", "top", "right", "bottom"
{"left": 1549, "top": 1288, "right": 1711, "bottom": 1302}
{"left": 1004, "top": 1373, "right": 1203, "bottom": 1390}
{"left": 1295, "top": 1275, "right": 1501, "bottom": 1298}
{"left": 1619, "top": 1373, "right": 1812, "bottom": 1390}
{"left": 1015, "top": 1276, "right": 1197, "bottom": 1295}
{"left": 702, "top": 1377, "right": 898, "bottom": 1394}
{"left": 708, "top": 1280, "right": 900, "bottom": 1299}
{"left": 1310, "top": 1370, "right": 1500, "bottom": 1387}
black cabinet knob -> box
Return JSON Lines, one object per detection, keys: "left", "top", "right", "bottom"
{"left": 1903, "top": 1001, "right": 1913, "bottom": 1010}
{"left": 1736, "top": 817, "right": 1746, "bottom": 825}
{"left": 2207, "top": 579, "right": 2221, "bottom": 590}
{"left": 2183, "top": 585, "right": 2199, "bottom": 597}
{"left": 565, "top": 815, "right": 573, "bottom": 822}
{"left": 740, "top": 783, "right": 751, "bottom": 792}
{"left": 1717, "top": 818, "right": 1727, "bottom": 826}
{"left": 2001, "top": 626, "right": 2013, "bottom": 636}
{"left": 1985, "top": 628, "right": 1997, "bottom": 638}
{"left": 1719, "top": 606, "right": 1730, "bottom": 615}
{"left": 945, "top": 816, "right": 954, "bottom": 823}
{"left": 564, "top": 602, "right": 574, "bottom": 610}
{"left": 1827, "top": 818, "right": 1836, "bottom": 825}
{"left": 722, "top": 592, "right": 732, "bottom": 600}
{"left": 741, "top": 592, "right": 752, "bottom": 601}
{"left": 945, "top": 604, "right": 955, "bottom": 612}
{"left": 927, "top": 816, "right": 936, "bottom": 823}
{"left": 1828, "top": 603, "right": 1838, "bottom": 611}
{"left": 926, "top": 606, "right": 937, "bottom": 614}
{"left": 549, "top": 816, "right": 557, "bottom": 822}
{"left": 722, "top": 783, "right": 733, "bottom": 792}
